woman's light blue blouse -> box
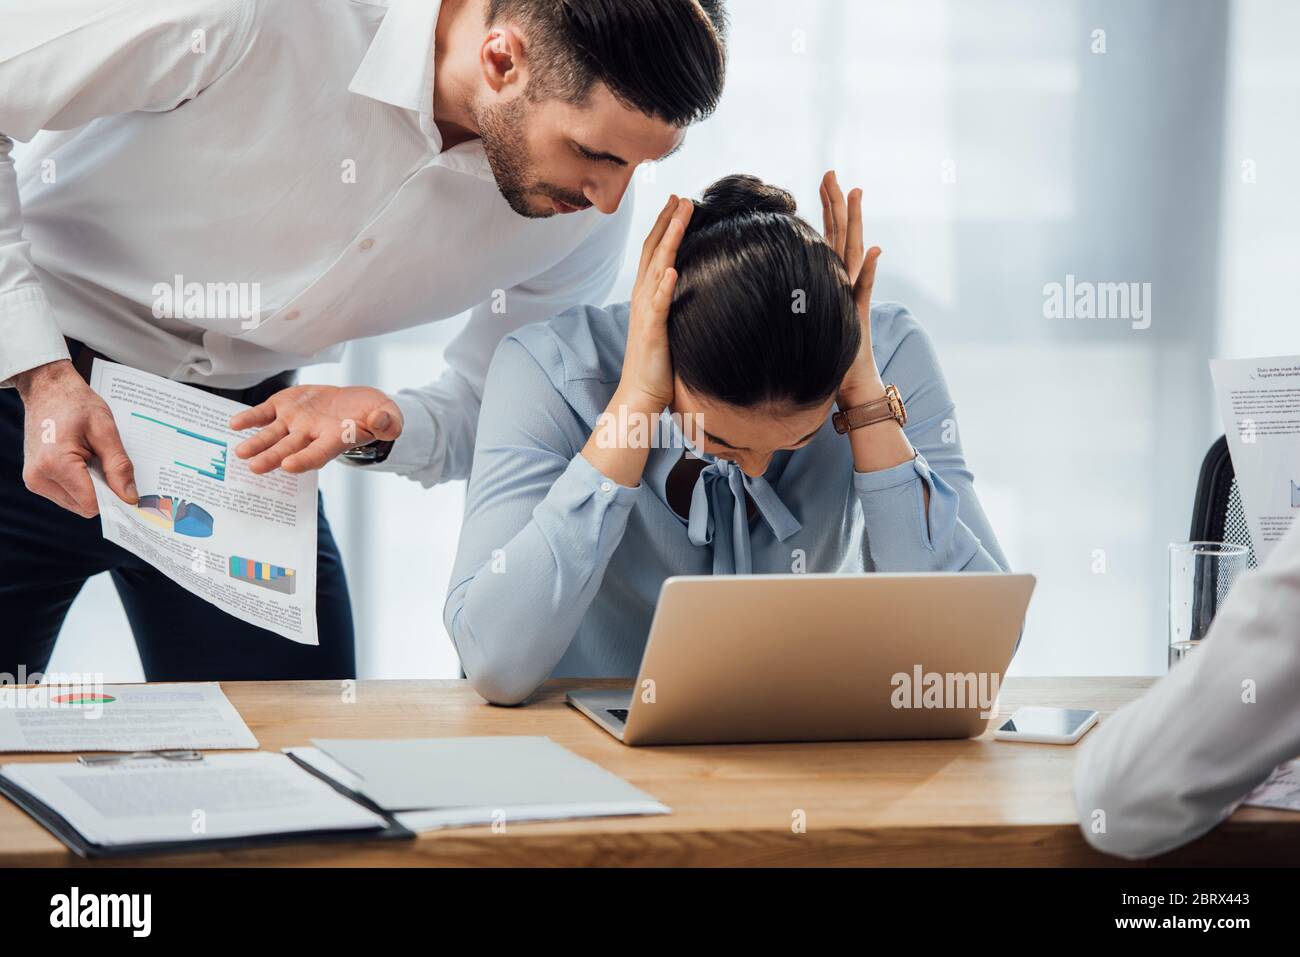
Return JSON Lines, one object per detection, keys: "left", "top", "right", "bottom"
{"left": 444, "top": 302, "right": 1009, "bottom": 704}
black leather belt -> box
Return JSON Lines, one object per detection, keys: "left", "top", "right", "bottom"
{"left": 66, "top": 339, "right": 296, "bottom": 408}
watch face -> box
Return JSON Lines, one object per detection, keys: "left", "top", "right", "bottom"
{"left": 343, "top": 440, "right": 391, "bottom": 463}
{"left": 886, "top": 385, "right": 907, "bottom": 425}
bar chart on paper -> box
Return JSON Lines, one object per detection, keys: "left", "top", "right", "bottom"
{"left": 129, "top": 413, "right": 228, "bottom": 481}
{"left": 229, "top": 556, "right": 297, "bottom": 595}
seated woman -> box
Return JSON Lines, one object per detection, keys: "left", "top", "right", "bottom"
{"left": 446, "top": 172, "right": 1009, "bottom": 705}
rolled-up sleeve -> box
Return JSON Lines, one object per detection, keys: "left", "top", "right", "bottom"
{"left": 444, "top": 336, "right": 638, "bottom": 705}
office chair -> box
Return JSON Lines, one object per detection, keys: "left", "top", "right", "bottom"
{"left": 1189, "top": 435, "right": 1257, "bottom": 570}
{"left": 1182, "top": 436, "right": 1257, "bottom": 648}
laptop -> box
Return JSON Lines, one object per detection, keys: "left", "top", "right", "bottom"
{"left": 567, "top": 572, "right": 1035, "bottom": 746}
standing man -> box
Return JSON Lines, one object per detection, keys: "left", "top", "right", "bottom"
{"left": 0, "top": 0, "right": 728, "bottom": 680}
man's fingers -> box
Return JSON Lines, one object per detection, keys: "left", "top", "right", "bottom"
{"left": 62, "top": 468, "right": 100, "bottom": 518}
{"left": 247, "top": 432, "right": 313, "bottom": 475}
{"left": 364, "top": 401, "right": 403, "bottom": 441}
{"left": 229, "top": 400, "right": 277, "bottom": 432}
{"left": 234, "top": 422, "right": 288, "bottom": 459}
{"left": 28, "top": 470, "right": 94, "bottom": 519}
{"left": 48, "top": 459, "right": 100, "bottom": 519}
{"left": 281, "top": 435, "right": 347, "bottom": 474}
{"left": 637, "top": 194, "right": 679, "bottom": 280}
{"left": 87, "top": 415, "right": 138, "bottom": 505}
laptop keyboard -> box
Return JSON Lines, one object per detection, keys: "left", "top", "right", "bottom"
{"left": 606, "top": 708, "right": 629, "bottom": 723}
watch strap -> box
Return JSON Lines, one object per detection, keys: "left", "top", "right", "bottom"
{"left": 341, "top": 439, "right": 395, "bottom": 465}
{"left": 832, "top": 384, "right": 906, "bottom": 434}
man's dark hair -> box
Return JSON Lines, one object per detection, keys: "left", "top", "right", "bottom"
{"left": 487, "top": 0, "right": 728, "bottom": 126}
{"left": 668, "top": 175, "right": 861, "bottom": 409}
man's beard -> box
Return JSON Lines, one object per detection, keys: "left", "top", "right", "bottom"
{"left": 476, "top": 96, "right": 590, "bottom": 219}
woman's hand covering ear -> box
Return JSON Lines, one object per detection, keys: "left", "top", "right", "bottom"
{"left": 618, "top": 194, "right": 694, "bottom": 414}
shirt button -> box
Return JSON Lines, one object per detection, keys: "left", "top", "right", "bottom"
{"left": 600, "top": 481, "right": 613, "bottom": 493}
{"left": 359, "top": 237, "right": 375, "bottom": 251}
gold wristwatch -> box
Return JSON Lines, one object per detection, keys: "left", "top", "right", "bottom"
{"left": 832, "top": 384, "right": 907, "bottom": 434}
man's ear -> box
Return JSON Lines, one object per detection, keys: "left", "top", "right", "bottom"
{"left": 480, "top": 26, "right": 528, "bottom": 95}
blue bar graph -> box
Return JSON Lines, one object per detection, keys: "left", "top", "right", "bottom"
{"left": 131, "top": 413, "right": 228, "bottom": 481}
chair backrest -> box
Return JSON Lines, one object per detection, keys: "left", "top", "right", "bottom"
{"left": 1189, "top": 435, "right": 1258, "bottom": 569}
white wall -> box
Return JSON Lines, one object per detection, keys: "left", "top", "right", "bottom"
{"left": 1215, "top": 0, "right": 1300, "bottom": 361}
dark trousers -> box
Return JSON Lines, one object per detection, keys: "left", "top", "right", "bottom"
{"left": 0, "top": 388, "right": 356, "bottom": 680}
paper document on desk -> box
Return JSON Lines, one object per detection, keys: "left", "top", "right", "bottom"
{"left": 1210, "top": 355, "right": 1300, "bottom": 564}
{"left": 288, "top": 736, "right": 669, "bottom": 830}
{"left": 0, "top": 682, "right": 257, "bottom": 752}
{"left": 0, "top": 752, "right": 384, "bottom": 847}
{"left": 1243, "top": 760, "right": 1300, "bottom": 812}
{"left": 88, "top": 360, "right": 317, "bottom": 644}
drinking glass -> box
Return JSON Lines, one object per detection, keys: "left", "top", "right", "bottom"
{"left": 1168, "top": 541, "right": 1249, "bottom": 667}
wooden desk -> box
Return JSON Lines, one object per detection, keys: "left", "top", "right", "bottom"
{"left": 0, "top": 677, "right": 1294, "bottom": 867}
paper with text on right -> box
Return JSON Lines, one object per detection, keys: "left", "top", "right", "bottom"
{"left": 1244, "top": 760, "right": 1300, "bottom": 812}
{"left": 1210, "top": 354, "right": 1300, "bottom": 564}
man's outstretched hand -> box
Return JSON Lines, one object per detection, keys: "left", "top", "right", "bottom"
{"left": 230, "top": 384, "right": 403, "bottom": 475}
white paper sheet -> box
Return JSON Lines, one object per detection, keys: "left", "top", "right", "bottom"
{"left": 88, "top": 360, "right": 317, "bottom": 644}
{"left": 0, "top": 682, "right": 257, "bottom": 752}
{"left": 0, "top": 752, "right": 385, "bottom": 846}
{"left": 1244, "top": 759, "right": 1300, "bottom": 812}
{"left": 284, "top": 743, "right": 670, "bottom": 832}
{"left": 1210, "top": 355, "right": 1300, "bottom": 564}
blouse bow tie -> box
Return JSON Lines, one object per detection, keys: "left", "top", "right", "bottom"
{"left": 686, "top": 456, "right": 802, "bottom": 574}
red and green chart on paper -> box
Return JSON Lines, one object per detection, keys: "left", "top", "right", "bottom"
{"left": 50, "top": 692, "right": 117, "bottom": 705}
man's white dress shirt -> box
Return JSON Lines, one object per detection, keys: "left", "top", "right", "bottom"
{"left": 1074, "top": 518, "right": 1300, "bottom": 859}
{"left": 0, "top": 0, "right": 633, "bottom": 484}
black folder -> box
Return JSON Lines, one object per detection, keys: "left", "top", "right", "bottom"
{"left": 0, "top": 752, "right": 415, "bottom": 859}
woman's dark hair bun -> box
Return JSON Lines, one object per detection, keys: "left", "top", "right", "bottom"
{"left": 689, "top": 174, "right": 797, "bottom": 228}
{"left": 668, "top": 174, "right": 860, "bottom": 410}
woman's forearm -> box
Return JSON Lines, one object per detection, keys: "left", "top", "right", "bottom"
{"left": 580, "top": 387, "right": 662, "bottom": 488}
{"left": 853, "top": 457, "right": 999, "bottom": 572}
{"left": 446, "top": 454, "right": 640, "bottom": 704}
{"left": 838, "top": 377, "right": 929, "bottom": 509}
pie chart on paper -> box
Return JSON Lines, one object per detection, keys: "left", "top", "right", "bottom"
{"left": 135, "top": 493, "right": 215, "bottom": 538}
{"left": 51, "top": 692, "right": 117, "bottom": 705}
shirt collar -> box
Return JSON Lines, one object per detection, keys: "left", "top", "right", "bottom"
{"left": 348, "top": 0, "right": 445, "bottom": 147}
